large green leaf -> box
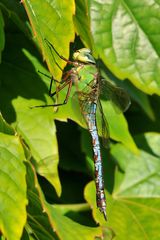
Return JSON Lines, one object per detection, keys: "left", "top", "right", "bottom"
{"left": 22, "top": 0, "right": 75, "bottom": 79}
{"left": 45, "top": 205, "right": 102, "bottom": 240}
{"left": 112, "top": 145, "right": 160, "bottom": 197}
{"left": 84, "top": 132, "right": 160, "bottom": 239}
{"left": 87, "top": 0, "right": 160, "bottom": 95}
{"left": 0, "top": 33, "right": 61, "bottom": 196}
{"left": 85, "top": 178, "right": 160, "bottom": 240}
{"left": 15, "top": 101, "right": 61, "bottom": 196}
{"left": 0, "top": 130, "right": 27, "bottom": 240}
{"left": 75, "top": 0, "right": 160, "bottom": 95}
{"left": 111, "top": 147, "right": 160, "bottom": 238}
{"left": 101, "top": 100, "right": 137, "bottom": 153}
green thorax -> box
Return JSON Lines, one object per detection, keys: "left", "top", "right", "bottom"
{"left": 73, "top": 63, "right": 98, "bottom": 92}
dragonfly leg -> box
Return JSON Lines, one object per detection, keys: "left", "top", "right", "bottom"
{"left": 38, "top": 69, "right": 73, "bottom": 97}
{"left": 37, "top": 69, "right": 72, "bottom": 85}
{"left": 30, "top": 79, "right": 72, "bottom": 109}
{"left": 38, "top": 70, "right": 59, "bottom": 83}
{"left": 44, "top": 38, "right": 75, "bottom": 65}
{"left": 49, "top": 78, "right": 72, "bottom": 99}
{"left": 50, "top": 79, "right": 72, "bottom": 107}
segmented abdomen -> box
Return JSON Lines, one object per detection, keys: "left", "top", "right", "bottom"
{"left": 83, "top": 102, "right": 106, "bottom": 219}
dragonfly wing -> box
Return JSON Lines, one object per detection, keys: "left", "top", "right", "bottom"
{"left": 97, "top": 100, "right": 110, "bottom": 148}
{"left": 100, "top": 79, "right": 131, "bottom": 113}
{"left": 74, "top": 79, "right": 97, "bottom": 116}
{"left": 72, "top": 79, "right": 110, "bottom": 148}
{"left": 76, "top": 90, "right": 110, "bottom": 149}
{"left": 77, "top": 92, "right": 92, "bottom": 117}
{"left": 72, "top": 88, "right": 93, "bottom": 130}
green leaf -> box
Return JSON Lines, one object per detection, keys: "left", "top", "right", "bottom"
{"left": 0, "top": 9, "right": 4, "bottom": 62}
{"left": 16, "top": 103, "right": 61, "bottom": 196}
{"left": 0, "top": 132, "right": 27, "bottom": 240}
{"left": 0, "top": 33, "right": 61, "bottom": 196}
{"left": 111, "top": 145, "right": 160, "bottom": 239}
{"left": 101, "top": 100, "right": 138, "bottom": 153}
{"left": 22, "top": 0, "right": 75, "bottom": 79}
{"left": 112, "top": 145, "right": 160, "bottom": 197}
{"left": 85, "top": 179, "right": 160, "bottom": 240}
{"left": 84, "top": 132, "right": 160, "bottom": 239}
{"left": 0, "top": 113, "right": 15, "bottom": 135}
{"left": 45, "top": 205, "right": 102, "bottom": 240}
{"left": 88, "top": 0, "right": 160, "bottom": 95}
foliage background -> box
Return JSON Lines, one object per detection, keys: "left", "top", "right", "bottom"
{"left": 0, "top": 0, "right": 160, "bottom": 239}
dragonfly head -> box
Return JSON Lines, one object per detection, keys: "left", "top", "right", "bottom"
{"left": 73, "top": 48, "right": 96, "bottom": 64}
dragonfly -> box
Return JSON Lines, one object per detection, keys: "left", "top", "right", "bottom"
{"left": 33, "top": 39, "right": 131, "bottom": 220}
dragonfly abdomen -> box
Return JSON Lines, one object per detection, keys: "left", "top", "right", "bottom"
{"left": 90, "top": 127, "right": 107, "bottom": 220}
{"left": 84, "top": 103, "right": 107, "bottom": 220}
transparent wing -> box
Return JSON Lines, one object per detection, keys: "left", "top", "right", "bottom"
{"left": 74, "top": 79, "right": 98, "bottom": 116}
{"left": 77, "top": 91, "right": 95, "bottom": 118}
{"left": 100, "top": 79, "right": 131, "bottom": 113}
{"left": 73, "top": 81, "right": 110, "bottom": 148}
{"left": 97, "top": 100, "right": 110, "bottom": 148}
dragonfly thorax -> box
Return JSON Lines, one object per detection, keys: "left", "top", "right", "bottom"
{"left": 72, "top": 62, "right": 98, "bottom": 93}
{"left": 73, "top": 48, "right": 96, "bottom": 64}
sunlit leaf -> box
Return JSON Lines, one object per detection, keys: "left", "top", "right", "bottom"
{"left": 0, "top": 132, "right": 27, "bottom": 240}
{"left": 84, "top": 132, "right": 160, "bottom": 239}
{"left": 22, "top": 0, "right": 75, "bottom": 79}
{"left": 0, "top": 33, "right": 61, "bottom": 196}
{"left": 45, "top": 205, "right": 103, "bottom": 240}
{"left": 88, "top": 0, "right": 160, "bottom": 95}
{"left": 101, "top": 100, "right": 138, "bottom": 153}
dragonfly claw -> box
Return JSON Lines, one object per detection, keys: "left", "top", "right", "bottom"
{"left": 99, "top": 207, "right": 107, "bottom": 221}
{"left": 102, "top": 210, "right": 107, "bottom": 221}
